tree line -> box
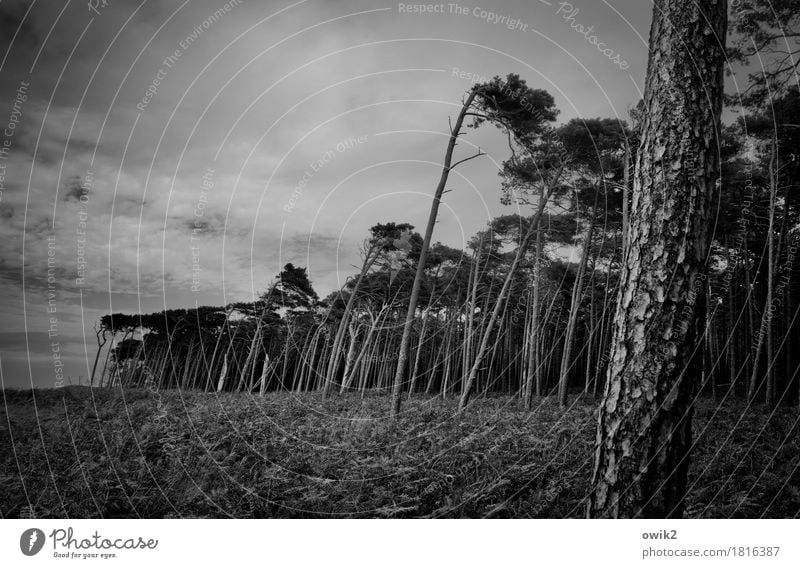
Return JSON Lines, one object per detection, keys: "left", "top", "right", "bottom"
{"left": 94, "top": 84, "right": 799, "bottom": 412}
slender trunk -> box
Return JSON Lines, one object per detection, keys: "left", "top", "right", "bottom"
{"left": 237, "top": 325, "right": 262, "bottom": 392}
{"left": 338, "top": 321, "right": 360, "bottom": 393}
{"left": 725, "top": 241, "right": 737, "bottom": 393}
{"left": 441, "top": 318, "right": 454, "bottom": 398}
{"left": 748, "top": 144, "right": 777, "bottom": 404}
{"left": 216, "top": 351, "right": 229, "bottom": 392}
{"left": 459, "top": 177, "right": 559, "bottom": 411}
{"left": 558, "top": 194, "right": 597, "bottom": 407}
{"left": 90, "top": 327, "right": 108, "bottom": 387}
{"left": 408, "top": 312, "right": 429, "bottom": 398}
{"left": 426, "top": 330, "right": 445, "bottom": 394}
{"left": 526, "top": 198, "right": 545, "bottom": 408}
{"left": 744, "top": 231, "right": 755, "bottom": 382}
{"left": 258, "top": 353, "right": 270, "bottom": 396}
{"left": 390, "top": 91, "right": 481, "bottom": 417}
{"left": 585, "top": 280, "right": 596, "bottom": 394}
{"left": 323, "top": 252, "right": 378, "bottom": 397}
{"left": 621, "top": 144, "right": 631, "bottom": 255}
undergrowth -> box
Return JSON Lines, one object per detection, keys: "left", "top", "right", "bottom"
{"left": 1, "top": 387, "right": 798, "bottom": 518}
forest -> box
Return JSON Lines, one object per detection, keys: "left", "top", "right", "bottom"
{"left": 96, "top": 87, "right": 799, "bottom": 411}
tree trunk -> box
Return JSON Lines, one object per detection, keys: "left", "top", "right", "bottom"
{"left": 747, "top": 144, "right": 777, "bottom": 404}
{"left": 258, "top": 353, "right": 270, "bottom": 396}
{"left": 459, "top": 175, "right": 559, "bottom": 412}
{"left": 90, "top": 326, "right": 108, "bottom": 387}
{"left": 216, "top": 352, "right": 229, "bottom": 392}
{"left": 558, "top": 192, "right": 597, "bottom": 407}
{"left": 237, "top": 325, "right": 262, "bottom": 392}
{"left": 323, "top": 251, "right": 378, "bottom": 397}
{"left": 526, "top": 197, "right": 545, "bottom": 407}
{"left": 588, "top": 0, "right": 726, "bottom": 519}
{"left": 408, "top": 311, "right": 429, "bottom": 398}
{"left": 338, "top": 321, "right": 360, "bottom": 393}
{"left": 390, "top": 91, "right": 480, "bottom": 418}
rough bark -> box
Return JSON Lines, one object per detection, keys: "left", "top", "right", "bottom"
{"left": 588, "top": 0, "right": 726, "bottom": 518}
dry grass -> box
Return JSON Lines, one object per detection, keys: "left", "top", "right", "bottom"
{"left": 1, "top": 386, "right": 798, "bottom": 518}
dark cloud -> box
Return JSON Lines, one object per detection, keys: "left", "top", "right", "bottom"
{"left": 23, "top": 215, "right": 53, "bottom": 238}
{"left": 0, "top": 0, "right": 38, "bottom": 56}
{"left": 180, "top": 212, "right": 224, "bottom": 235}
{"left": 63, "top": 175, "right": 90, "bottom": 202}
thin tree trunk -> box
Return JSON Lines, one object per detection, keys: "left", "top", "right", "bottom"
{"left": 216, "top": 351, "right": 229, "bottom": 392}
{"left": 90, "top": 326, "right": 107, "bottom": 387}
{"left": 323, "top": 250, "right": 379, "bottom": 397}
{"left": 408, "top": 311, "right": 429, "bottom": 398}
{"left": 237, "top": 325, "right": 262, "bottom": 392}
{"left": 526, "top": 199, "right": 545, "bottom": 408}
{"left": 258, "top": 353, "right": 270, "bottom": 396}
{"left": 558, "top": 193, "right": 597, "bottom": 407}
{"left": 390, "top": 90, "right": 481, "bottom": 418}
{"left": 459, "top": 175, "right": 559, "bottom": 412}
{"left": 748, "top": 143, "right": 777, "bottom": 404}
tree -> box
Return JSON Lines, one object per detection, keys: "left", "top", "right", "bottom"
{"left": 90, "top": 322, "right": 108, "bottom": 387}
{"left": 261, "top": 263, "right": 318, "bottom": 315}
{"left": 554, "top": 118, "right": 629, "bottom": 407}
{"left": 588, "top": 0, "right": 727, "bottom": 518}
{"left": 390, "top": 74, "right": 559, "bottom": 418}
{"left": 323, "top": 222, "right": 414, "bottom": 397}
{"left": 458, "top": 132, "right": 567, "bottom": 412}
{"left": 727, "top": 0, "right": 800, "bottom": 107}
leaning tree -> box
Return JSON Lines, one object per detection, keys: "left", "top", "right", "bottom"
{"left": 390, "top": 74, "right": 559, "bottom": 418}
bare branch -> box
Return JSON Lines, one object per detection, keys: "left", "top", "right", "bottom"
{"left": 449, "top": 149, "right": 486, "bottom": 170}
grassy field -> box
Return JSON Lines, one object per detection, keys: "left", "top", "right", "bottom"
{"left": 1, "top": 386, "right": 799, "bottom": 518}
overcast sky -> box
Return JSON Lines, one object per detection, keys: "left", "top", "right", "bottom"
{"left": 0, "top": 0, "right": 662, "bottom": 388}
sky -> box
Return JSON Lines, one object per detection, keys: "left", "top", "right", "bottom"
{"left": 0, "top": 0, "right": 661, "bottom": 388}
